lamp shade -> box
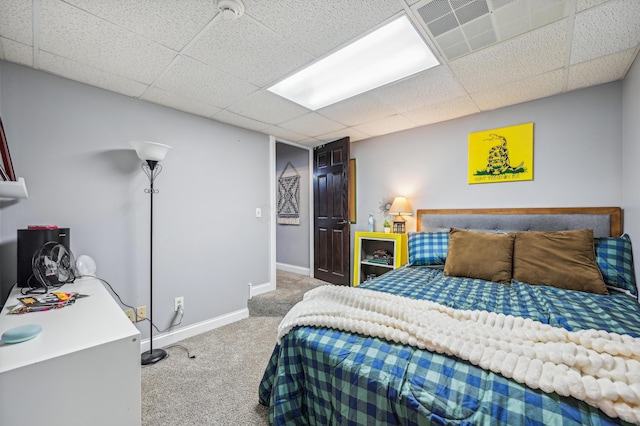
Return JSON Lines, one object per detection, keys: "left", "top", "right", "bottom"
{"left": 389, "top": 196, "right": 412, "bottom": 216}
{"left": 130, "top": 141, "right": 172, "bottom": 162}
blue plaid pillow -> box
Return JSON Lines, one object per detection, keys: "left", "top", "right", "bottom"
{"left": 408, "top": 232, "right": 448, "bottom": 266}
{"left": 594, "top": 234, "right": 637, "bottom": 295}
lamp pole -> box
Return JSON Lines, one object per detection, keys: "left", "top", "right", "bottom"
{"left": 131, "top": 141, "right": 171, "bottom": 365}
{"left": 140, "top": 159, "right": 167, "bottom": 365}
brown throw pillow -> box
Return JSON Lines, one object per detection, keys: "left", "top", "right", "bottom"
{"left": 444, "top": 228, "right": 514, "bottom": 284}
{"left": 512, "top": 229, "right": 608, "bottom": 294}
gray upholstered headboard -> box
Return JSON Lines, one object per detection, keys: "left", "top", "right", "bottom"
{"left": 417, "top": 207, "right": 622, "bottom": 238}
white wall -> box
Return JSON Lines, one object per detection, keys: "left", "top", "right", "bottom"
{"left": 351, "top": 82, "right": 624, "bottom": 234}
{"left": 0, "top": 62, "right": 271, "bottom": 340}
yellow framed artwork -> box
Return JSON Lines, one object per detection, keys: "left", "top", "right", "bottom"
{"left": 468, "top": 122, "right": 533, "bottom": 184}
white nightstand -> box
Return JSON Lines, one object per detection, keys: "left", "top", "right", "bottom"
{"left": 0, "top": 277, "right": 141, "bottom": 425}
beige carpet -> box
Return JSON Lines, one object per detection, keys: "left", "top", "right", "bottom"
{"left": 248, "top": 269, "right": 326, "bottom": 316}
{"left": 142, "top": 270, "right": 327, "bottom": 425}
{"left": 142, "top": 316, "right": 278, "bottom": 425}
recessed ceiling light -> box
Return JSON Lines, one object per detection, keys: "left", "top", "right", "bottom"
{"left": 268, "top": 15, "right": 439, "bottom": 110}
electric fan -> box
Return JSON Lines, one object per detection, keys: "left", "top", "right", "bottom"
{"left": 31, "top": 241, "right": 76, "bottom": 290}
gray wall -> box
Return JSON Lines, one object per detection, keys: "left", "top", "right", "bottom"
{"left": 0, "top": 62, "right": 271, "bottom": 339}
{"left": 622, "top": 55, "right": 640, "bottom": 248}
{"left": 275, "top": 142, "right": 310, "bottom": 270}
{"left": 351, "top": 82, "right": 624, "bottom": 234}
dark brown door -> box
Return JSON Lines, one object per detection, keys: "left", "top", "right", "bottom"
{"left": 314, "top": 137, "right": 350, "bottom": 285}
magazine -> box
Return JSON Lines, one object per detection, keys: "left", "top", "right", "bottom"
{"left": 9, "top": 291, "right": 79, "bottom": 314}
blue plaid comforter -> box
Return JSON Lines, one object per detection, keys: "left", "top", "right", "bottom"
{"left": 259, "top": 266, "right": 640, "bottom": 425}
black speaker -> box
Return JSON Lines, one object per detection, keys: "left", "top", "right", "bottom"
{"left": 17, "top": 228, "right": 70, "bottom": 287}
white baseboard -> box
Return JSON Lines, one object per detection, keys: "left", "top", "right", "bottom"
{"left": 276, "top": 262, "right": 310, "bottom": 276}
{"left": 140, "top": 307, "right": 249, "bottom": 353}
{"left": 248, "top": 281, "right": 274, "bottom": 298}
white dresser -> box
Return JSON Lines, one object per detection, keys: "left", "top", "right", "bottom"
{"left": 0, "top": 277, "right": 141, "bottom": 425}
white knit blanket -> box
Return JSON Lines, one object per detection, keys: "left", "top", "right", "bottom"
{"left": 278, "top": 285, "right": 640, "bottom": 424}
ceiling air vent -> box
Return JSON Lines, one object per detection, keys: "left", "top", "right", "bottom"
{"left": 412, "top": 0, "right": 569, "bottom": 61}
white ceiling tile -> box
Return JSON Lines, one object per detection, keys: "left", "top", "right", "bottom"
{"left": 470, "top": 69, "right": 565, "bottom": 111}
{"left": 576, "top": 0, "right": 611, "bottom": 13}
{"left": 371, "top": 66, "right": 468, "bottom": 112}
{"left": 227, "top": 90, "right": 307, "bottom": 124}
{"left": 244, "top": 0, "right": 401, "bottom": 57}
{"left": 141, "top": 87, "right": 221, "bottom": 118}
{"left": 279, "top": 113, "right": 346, "bottom": 138}
{"left": 354, "top": 114, "right": 416, "bottom": 137}
{"left": 1, "top": 38, "right": 33, "bottom": 67}
{"left": 38, "top": 51, "right": 148, "bottom": 97}
{"left": 318, "top": 127, "right": 371, "bottom": 143}
{"left": 567, "top": 48, "right": 637, "bottom": 90}
{"left": 402, "top": 95, "right": 479, "bottom": 126}
{"left": 318, "top": 92, "right": 397, "bottom": 126}
{"left": 0, "top": 0, "right": 33, "bottom": 45}
{"left": 153, "top": 56, "right": 258, "bottom": 109}
{"left": 263, "top": 125, "right": 309, "bottom": 143}
{"left": 212, "top": 110, "right": 271, "bottom": 132}
{"left": 570, "top": 0, "right": 640, "bottom": 65}
{"left": 39, "top": 0, "right": 176, "bottom": 84}
{"left": 61, "top": 0, "right": 216, "bottom": 51}
{"left": 299, "top": 138, "right": 325, "bottom": 148}
{"left": 450, "top": 20, "right": 567, "bottom": 93}
{"left": 186, "top": 16, "right": 313, "bottom": 87}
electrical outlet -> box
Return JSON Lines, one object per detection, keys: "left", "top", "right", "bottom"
{"left": 136, "top": 306, "right": 147, "bottom": 322}
{"left": 174, "top": 296, "right": 184, "bottom": 312}
{"left": 124, "top": 308, "right": 135, "bottom": 322}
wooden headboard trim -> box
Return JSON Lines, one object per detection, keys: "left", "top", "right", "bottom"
{"left": 416, "top": 207, "right": 622, "bottom": 237}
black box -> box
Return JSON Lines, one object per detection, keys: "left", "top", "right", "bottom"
{"left": 17, "top": 228, "right": 70, "bottom": 287}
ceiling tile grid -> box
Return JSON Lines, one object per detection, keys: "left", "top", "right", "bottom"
{"left": 226, "top": 89, "right": 308, "bottom": 125}
{"left": 243, "top": 0, "right": 402, "bottom": 57}
{"left": 211, "top": 109, "right": 271, "bottom": 133}
{"left": 40, "top": 0, "right": 176, "bottom": 85}
{"left": 469, "top": 69, "right": 566, "bottom": 111}
{"left": 0, "top": 38, "right": 33, "bottom": 67}
{"left": 263, "top": 125, "right": 310, "bottom": 144}
{"left": 319, "top": 127, "right": 371, "bottom": 143}
{"left": 142, "top": 87, "right": 222, "bottom": 118}
{"left": 567, "top": 48, "right": 638, "bottom": 91}
{"left": 318, "top": 92, "right": 399, "bottom": 127}
{"left": 153, "top": 56, "right": 258, "bottom": 109}
{"left": 279, "top": 112, "right": 346, "bottom": 138}
{"left": 39, "top": 51, "right": 148, "bottom": 97}
{"left": 60, "top": 0, "right": 216, "bottom": 51}
{"left": 448, "top": 19, "right": 568, "bottom": 94}
{"left": 370, "top": 66, "right": 469, "bottom": 113}
{"left": 577, "top": 0, "right": 616, "bottom": 12}
{"left": 354, "top": 114, "right": 417, "bottom": 137}
{"left": 0, "top": 0, "right": 638, "bottom": 146}
{"left": 402, "top": 95, "right": 480, "bottom": 126}
{"left": 0, "top": 0, "right": 33, "bottom": 46}
{"left": 570, "top": 0, "right": 640, "bottom": 65}
{"left": 185, "top": 15, "right": 314, "bottom": 87}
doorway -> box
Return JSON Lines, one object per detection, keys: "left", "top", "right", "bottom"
{"left": 268, "top": 136, "right": 314, "bottom": 295}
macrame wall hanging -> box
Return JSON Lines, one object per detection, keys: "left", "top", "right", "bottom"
{"left": 277, "top": 162, "right": 300, "bottom": 225}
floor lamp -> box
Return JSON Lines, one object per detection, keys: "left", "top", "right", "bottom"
{"left": 131, "top": 140, "right": 172, "bottom": 365}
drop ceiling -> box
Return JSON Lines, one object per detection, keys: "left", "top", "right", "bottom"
{"left": 0, "top": 0, "right": 639, "bottom": 147}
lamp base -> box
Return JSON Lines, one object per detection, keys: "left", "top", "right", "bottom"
{"left": 141, "top": 348, "right": 167, "bottom": 365}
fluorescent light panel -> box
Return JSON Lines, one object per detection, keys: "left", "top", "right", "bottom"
{"left": 268, "top": 15, "right": 439, "bottom": 110}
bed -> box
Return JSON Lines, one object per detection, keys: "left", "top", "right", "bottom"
{"left": 259, "top": 207, "right": 640, "bottom": 425}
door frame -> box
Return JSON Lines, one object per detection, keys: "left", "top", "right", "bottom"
{"left": 262, "top": 135, "right": 314, "bottom": 297}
